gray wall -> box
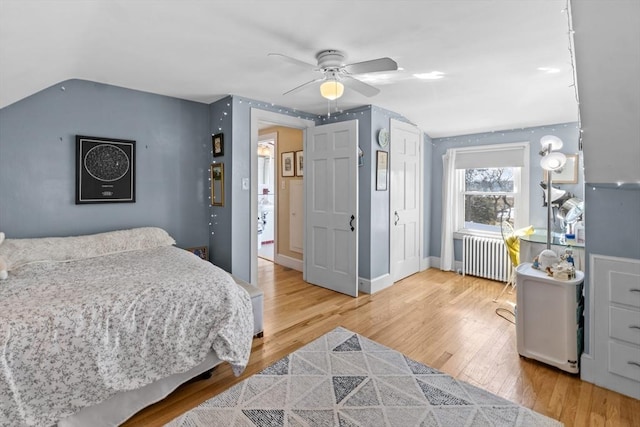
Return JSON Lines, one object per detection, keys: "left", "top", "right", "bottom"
{"left": 208, "top": 96, "right": 234, "bottom": 271}
{"left": 229, "top": 96, "right": 253, "bottom": 279}
{"left": 429, "top": 122, "right": 582, "bottom": 259}
{"left": 585, "top": 185, "right": 640, "bottom": 260}
{"left": 0, "top": 79, "right": 211, "bottom": 247}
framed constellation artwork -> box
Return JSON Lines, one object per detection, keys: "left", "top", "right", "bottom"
{"left": 76, "top": 135, "right": 136, "bottom": 204}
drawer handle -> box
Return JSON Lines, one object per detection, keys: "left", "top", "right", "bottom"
{"left": 631, "top": 325, "right": 640, "bottom": 330}
{"left": 631, "top": 288, "right": 640, "bottom": 293}
{"left": 629, "top": 361, "right": 640, "bottom": 368}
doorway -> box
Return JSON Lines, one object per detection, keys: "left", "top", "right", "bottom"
{"left": 250, "top": 110, "right": 359, "bottom": 298}
{"left": 250, "top": 110, "right": 315, "bottom": 285}
{"left": 257, "top": 132, "right": 276, "bottom": 262}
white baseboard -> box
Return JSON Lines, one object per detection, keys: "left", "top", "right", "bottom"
{"left": 359, "top": 274, "right": 394, "bottom": 294}
{"left": 454, "top": 260, "right": 462, "bottom": 272}
{"left": 274, "top": 254, "right": 303, "bottom": 272}
{"left": 580, "top": 353, "right": 595, "bottom": 383}
{"left": 428, "top": 257, "right": 462, "bottom": 273}
{"left": 420, "top": 257, "right": 431, "bottom": 271}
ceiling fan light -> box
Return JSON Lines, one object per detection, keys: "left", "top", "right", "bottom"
{"left": 320, "top": 80, "right": 344, "bottom": 100}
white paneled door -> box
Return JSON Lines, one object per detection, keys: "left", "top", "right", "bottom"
{"left": 305, "top": 120, "right": 358, "bottom": 297}
{"left": 390, "top": 119, "right": 421, "bottom": 282}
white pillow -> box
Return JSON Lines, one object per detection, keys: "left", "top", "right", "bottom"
{"left": 0, "top": 227, "right": 176, "bottom": 270}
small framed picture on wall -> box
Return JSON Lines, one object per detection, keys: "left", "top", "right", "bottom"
{"left": 376, "top": 150, "right": 388, "bottom": 191}
{"left": 295, "top": 151, "right": 304, "bottom": 176}
{"left": 212, "top": 133, "right": 224, "bottom": 157}
{"left": 282, "top": 152, "right": 294, "bottom": 177}
{"left": 542, "top": 154, "right": 579, "bottom": 184}
{"left": 210, "top": 163, "right": 224, "bottom": 206}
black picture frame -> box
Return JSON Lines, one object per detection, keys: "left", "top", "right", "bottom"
{"left": 76, "top": 135, "right": 135, "bottom": 204}
{"left": 212, "top": 133, "right": 224, "bottom": 157}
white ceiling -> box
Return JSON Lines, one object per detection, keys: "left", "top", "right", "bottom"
{"left": 0, "top": 0, "right": 579, "bottom": 138}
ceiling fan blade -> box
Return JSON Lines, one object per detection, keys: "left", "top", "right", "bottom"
{"left": 283, "top": 78, "right": 324, "bottom": 96}
{"left": 344, "top": 57, "right": 398, "bottom": 74}
{"left": 268, "top": 53, "right": 316, "bottom": 70}
{"left": 342, "top": 76, "right": 380, "bottom": 97}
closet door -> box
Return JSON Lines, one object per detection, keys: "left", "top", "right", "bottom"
{"left": 390, "top": 119, "right": 421, "bottom": 282}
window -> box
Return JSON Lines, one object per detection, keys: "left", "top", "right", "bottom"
{"left": 460, "top": 167, "right": 522, "bottom": 233}
{"left": 443, "top": 141, "right": 529, "bottom": 236}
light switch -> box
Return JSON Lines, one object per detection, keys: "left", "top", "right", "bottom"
{"left": 242, "top": 178, "right": 249, "bottom": 190}
{"left": 281, "top": 180, "right": 286, "bottom": 190}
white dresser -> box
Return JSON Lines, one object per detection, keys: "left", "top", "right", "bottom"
{"left": 581, "top": 254, "right": 640, "bottom": 399}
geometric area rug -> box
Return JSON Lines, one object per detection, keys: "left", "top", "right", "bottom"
{"left": 165, "top": 327, "right": 563, "bottom": 426}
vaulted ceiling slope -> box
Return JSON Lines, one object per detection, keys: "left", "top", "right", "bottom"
{"left": 0, "top": 0, "right": 579, "bottom": 137}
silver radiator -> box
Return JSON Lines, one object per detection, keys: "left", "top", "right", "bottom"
{"left": 462, "top": 235, "right": 512, "bottom": 282}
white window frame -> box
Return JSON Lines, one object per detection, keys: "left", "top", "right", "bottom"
{"left": 453, "top": 142, "right": 530, "bottom": 238}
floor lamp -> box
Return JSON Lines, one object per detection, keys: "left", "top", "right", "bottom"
{"left": 538, "top": 135, "right": 567, "bottom": 269}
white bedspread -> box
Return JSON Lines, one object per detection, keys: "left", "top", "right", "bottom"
{"left": 0, "top": 246, "right": 253, "bottom": 427}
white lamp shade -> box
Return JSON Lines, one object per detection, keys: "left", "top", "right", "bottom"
{"left": 541, "top": 185, "right": 568, "bottom": 204}
{"left": 320, "top": 80, "right": 344, "bottom": 100}
{"left": 540, "top": 135, "right": 564, "bottom": 151}
{"left": 540, "top": 151, "right": 567, "bottom": 171}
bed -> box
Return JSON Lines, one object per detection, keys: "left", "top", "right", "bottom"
{"left": 0, "top": 227, "right": 253, "bottom": 427}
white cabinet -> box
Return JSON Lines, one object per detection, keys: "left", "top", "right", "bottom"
{"left": 582, "top": 255, "right": 640, "bottom": 399}
{"left": 516, "top": 263, "right": 584, "bottom": 373}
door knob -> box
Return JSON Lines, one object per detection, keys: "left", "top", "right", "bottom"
{"left": 349, "top": 215, "right": 355, "bottom": 232}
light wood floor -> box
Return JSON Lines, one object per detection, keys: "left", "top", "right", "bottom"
{"left": 124, "top": 260, "right": 640, "bottom": 426}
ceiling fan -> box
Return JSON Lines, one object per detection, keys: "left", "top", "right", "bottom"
{"left": 268, "top": 50, "right": 398, "bottom": 99}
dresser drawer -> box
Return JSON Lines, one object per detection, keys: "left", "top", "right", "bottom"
{"left": 608, "top": 340, "right": 640, "bottom": 382}
{"left": 609, "top": 271, "right": 640, "bottom": 309}
{"left": 610, "top": 306, "right": 640, "bottom": 345}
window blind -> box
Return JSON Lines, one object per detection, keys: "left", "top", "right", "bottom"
{"left": 454, "top": 143, "right": 528, "bottom": 169}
